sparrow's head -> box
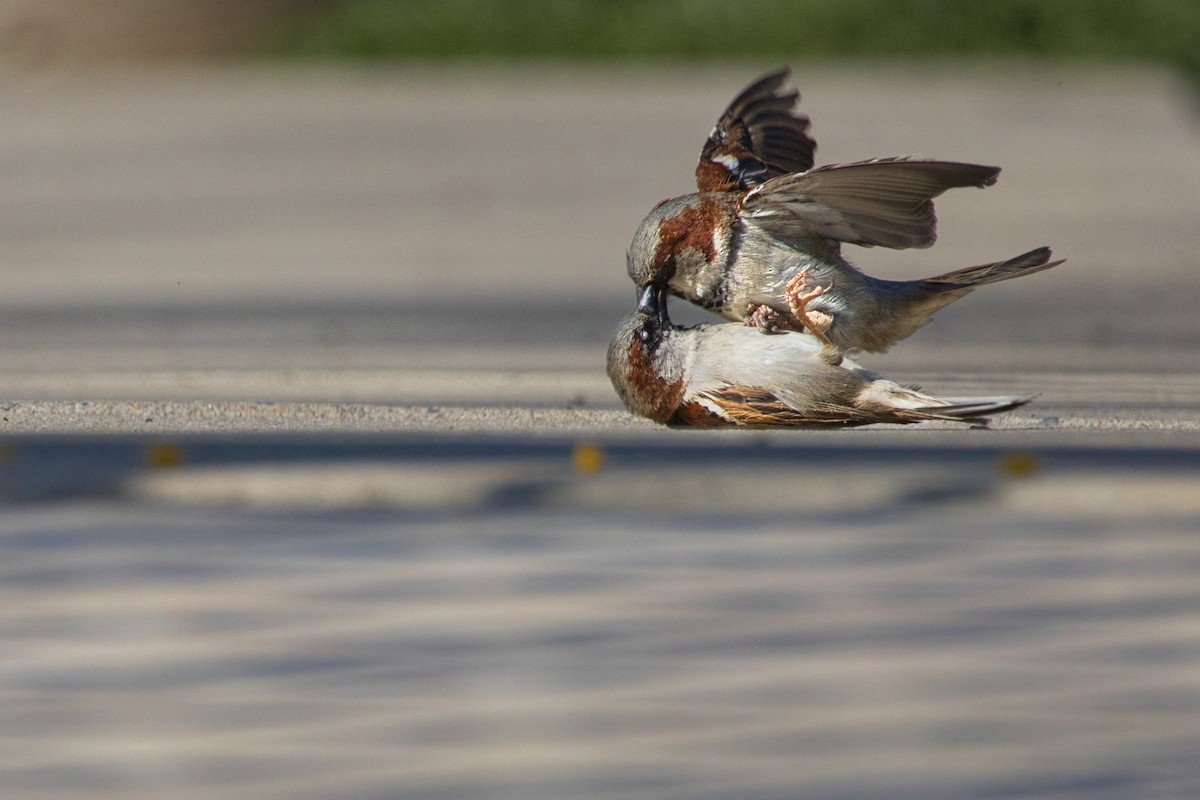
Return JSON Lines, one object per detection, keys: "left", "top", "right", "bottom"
{"left": 606, "top": 281, "right": 686, "bottom": 423}
{"left": 627, "top": 194, "right": 732, "bottom": 308}
{"left": 627, "top": 195, "right": 725, "bottom": 284}
{"left": 609, "top": 280, "right": 668, "bottom": 364}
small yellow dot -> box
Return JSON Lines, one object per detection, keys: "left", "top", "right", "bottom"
{"left": 145, "top": 442, "right": 186, "bottom": 469}
{"left": 998, "top": 451, "right": 1040, "bottom": 478}
{"left": 572, "top": 441, "right": 605, "bottom": 475}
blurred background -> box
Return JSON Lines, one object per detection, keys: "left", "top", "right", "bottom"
{"left": 1, "top": 2, "right": 1199, "bottom": 799}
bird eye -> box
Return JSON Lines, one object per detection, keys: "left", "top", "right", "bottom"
{"left": 637, "top": 328, "right": 653, "bottom": 344}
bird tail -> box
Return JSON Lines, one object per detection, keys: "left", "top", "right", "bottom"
{"left": 854, "top": 247, "right": 1064, "bottom": 352}
{"left": 911, "top": 395, "right": 1035, "bottom": 420}
{"left": 858, "top": 380, "right": 1034, "bottom": 424}
{"left": 920, "top": 246, "right": 1063, "bottom": 289}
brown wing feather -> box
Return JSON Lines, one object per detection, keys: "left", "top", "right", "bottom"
{"left": 741, "top": 158, "right": 1000, "bottom": 250}
{"left": 694, "top": 384, "right": 1015, "bottom": 428}
{"left": 696, "top": 67, "right": 816, "bottom": 193}
{"left": 667, "top": 400, "right": 733, "bottom": 427}
{"left": 693, "top": 386, "right": 904, "bottom": 428}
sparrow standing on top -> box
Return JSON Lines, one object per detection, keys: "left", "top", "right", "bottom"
{"left": 607, "top": 281, "right": 1030, "bottom": 428}
{"left": 627, "top": 67, "right": 1063, "bottom": 353}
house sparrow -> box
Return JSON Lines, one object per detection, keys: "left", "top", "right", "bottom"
{"left": 607, "top": 282, "right": 1031, "bottom": 428}
{"left": 629, "top": 67, "right": 1063, "bottom": 353}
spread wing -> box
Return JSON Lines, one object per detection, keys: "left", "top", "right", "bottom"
{"left": 695, "top": 67, "right": 817, "bottom": 193}
{"left": 739, "top": 157, "right": 1000, "bottom": 249}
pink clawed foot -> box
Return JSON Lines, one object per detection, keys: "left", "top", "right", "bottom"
{"left": 746, "top": 303, "right": 793, "bottom": 335}
{"left": 783, "top": 273, "right": 835, "bottom": 345}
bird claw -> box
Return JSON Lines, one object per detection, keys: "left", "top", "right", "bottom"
{"left": 784, "top": 272, "right": 835, "bottom": 345}
{"left": 746, "top": 303, "right": 794, "bottom": 335}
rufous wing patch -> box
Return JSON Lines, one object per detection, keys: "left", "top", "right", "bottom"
{"left": 695, "top": 138, "right": 761, "bottom": 193}
{"left": 695, "top": 158, "right": 741, "bottom": 193}
{"left": 667, "top": 400, "right": 732, "bottom": 427}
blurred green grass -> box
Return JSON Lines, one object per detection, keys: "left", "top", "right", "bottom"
{"left": 268, "top": 0, "right": 1200, "bottom": 78}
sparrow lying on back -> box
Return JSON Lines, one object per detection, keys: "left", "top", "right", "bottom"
{"left": 607, "top": 281, "right": 1030, "bottom": 428}
{"left": 628, "top": 67, "right": 1063, "bottom": 353}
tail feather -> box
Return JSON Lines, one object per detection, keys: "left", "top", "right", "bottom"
{"left": 856, "top": 247, "right": 1065, "bottom": 352}
{"left": 913, "top": 395, "right": 1035, "bottom": 420}
{"left": 922, "top": 247, "right": 1063, "bottom": 289}
{"left": 858, "top": 380, "right": 1034, "bottom": 424}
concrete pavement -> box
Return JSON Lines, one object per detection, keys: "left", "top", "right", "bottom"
{"left": 1, "top": 63, "right": 1199, "bottom": 799}
{"left": 0, "top": 63, "right": 1197, "bottom": 432}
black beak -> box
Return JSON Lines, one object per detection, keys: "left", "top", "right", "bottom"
{"left": 637, "top": 283, "right": 664, "bottom": 316}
